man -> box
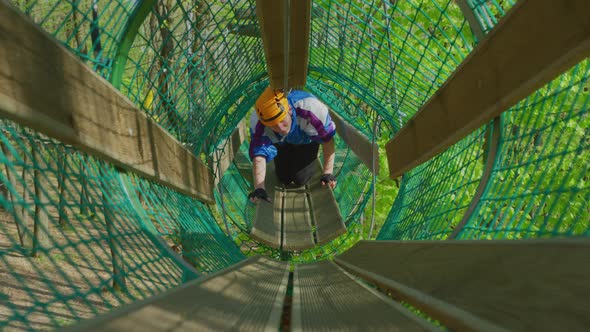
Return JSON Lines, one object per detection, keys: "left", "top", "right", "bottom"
{"left": 248, "top": 87, "right": 337, "bottom": 203}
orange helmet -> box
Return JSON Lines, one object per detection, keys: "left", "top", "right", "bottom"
{"left": 255, "top": 87, "right": 289, "bottom": 126}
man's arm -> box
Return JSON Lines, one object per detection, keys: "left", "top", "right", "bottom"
{"left": 249, "top": 114, "right": 277, "bottom": 203}
{"left": 252, "top": 156, "right": 267, "bottom": 190}
{"left": 321, "top": 138, "right": 337, "bottom": 189}
{"left": 249, "top": 156, "right": 269, "bottom": 203}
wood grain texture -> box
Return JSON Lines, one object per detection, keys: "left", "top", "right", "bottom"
{"left": 307, "top": 163, "right": 346, "bottom": 245}
{"left": 336, "top": 239, "right": 590, "bottom": 332}
{"left": 0, "top": 1, "right": 214, "bottom": 203}
{"left": 282, "top": 188, "right": 315, "bottom": 250}
{"left": 63, "top": 256, "right": 289, "bottom": 332}
{"left": 250, "top": 160, "right": 345, "bottom": 250}
{"left": 292, "top": 261, "right": 437, "bottom": 332}
{"left": 330, "top": 110, "right": 379, "bottom": 175}
{"left": 386, "top": 0, "right": 590, "bottom": 178}
{"left": 288, "top": 0, "right": 311, "bottom": 89}
{"left": 256, "top": 0, "right": 311, "bottom": 89}
{"left": 250, "top": 162, "right": 283, "bottom": 248}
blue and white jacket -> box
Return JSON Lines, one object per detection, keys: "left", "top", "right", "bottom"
{"left": 249, "top": 90, "right": 336, "bottom": 161}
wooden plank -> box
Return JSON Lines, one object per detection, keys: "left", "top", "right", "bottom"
{"left": 256, "top": 0, "right": 285, "bottom": 89}
{"left": 0, "top": 1, "right": 214, "bottom": 203}
{"left": 386, "top": 0, "right": 590, "bottom": 178}
{"left": 282, "top": 187, "right": 315, "bottom": 251}
{"left": 308, "top": 184, "right": 346, "bottom": 245}
{"left": 213, "top": 120, "right": 247, "bottom": 185}
{"left": 256, "top": 0, "right": 311, "bottom": 89}
{"left": 335, "top": 239, "right": 590, "bottom": 332}
{"left": 250, "top": 162, "right": 283, "bottom": 248}
{"left": 292, "top": 260, "right": 437, "bottom": 331}
{"left": 288, "top": 0, "right": 311, "bottom": 89}
{"left": 330, "top": 110, "right": 379, "bottom": 175}
{"left": 307, "top": 163, "right": 346, "bottom": 245}
{"left": 64, "top": 256, "right": 290, "bottom": 332}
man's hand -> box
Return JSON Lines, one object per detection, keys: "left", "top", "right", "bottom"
{"left": 320, "top": 173, "right": 337, "bottom": 189}
{"left": 248, "top": 188, "right": 271, "bottom": 203}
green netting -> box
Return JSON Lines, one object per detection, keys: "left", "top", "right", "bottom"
{"left": 11, "top": 0, "right": 135, "bottom": 77}
{"left": 309, "top": 0, "right": 475, "bottom": 132}
{"left": 457, "top": 60, "right": 590, "bottom": 239}
{"left": 469, "top": 0, "right": 515, "bottom": 34}
{"left": 377, "top": 127, "right": 487, "bottom": 239}
{"left": 1, "top": 0, "right": 589, "bottom": 330}
{"left": 0, "top": 120, "right": 243, "bottom": 330}
{"left": 376, "top": 0, "right": 589, "bottom": 240}
{"left": 380, "top": 61, "right": 590, "bottom": 241}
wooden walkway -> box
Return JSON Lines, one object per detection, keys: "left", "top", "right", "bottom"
{"left": 67, "top": 257, "right": 437, "bottom": 331}
{"left": 65, "top": 239, "right": 590, "bottom": 332}
{"left": 65, "top": 256, "right": 289, "bottom": 331}
{"left": 335, "top": 239, "right": 590, "bottom": 332}
{"left": 292, "top": 261, "right": 436, "bottom": 331}
{"left": 250, "top": 162, "right": 346, "bottom": 250}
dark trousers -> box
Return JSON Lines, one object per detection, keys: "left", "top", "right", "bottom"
{"left": 274, "top": 142, "right": 319, "bottom": 186}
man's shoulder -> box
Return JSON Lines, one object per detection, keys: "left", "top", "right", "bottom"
{"left": 288, "top": 89, "right": 316, "bottom": 102}
{"left": 289, "top": 90, "right": 326, "bottom": 110}
{"left": 292, "top": 98, "right": 329, "bottom": 122}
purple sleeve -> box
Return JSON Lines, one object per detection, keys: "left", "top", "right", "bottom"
{"left": 297, "top": 108, "right": 337, "bottom": 143}
{"left": 314, "top": 113, "right": 336, "bottom": 143}
{"left": 249, "top": 122, "right": 277, "bottom": 161}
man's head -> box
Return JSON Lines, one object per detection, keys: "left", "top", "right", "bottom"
{"left": 255, "top": 87, "right": 292, "bottom": 135}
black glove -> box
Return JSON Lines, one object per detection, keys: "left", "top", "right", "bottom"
{"left": 248, "top": 188, "right": 271, "bottom": 203}
{"left": 320, "top": 173, "right": 336, "bottom": 186}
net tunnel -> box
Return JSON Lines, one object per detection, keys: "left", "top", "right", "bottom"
{"left": 0, "top": 0, "right": 589, "bottom": 330}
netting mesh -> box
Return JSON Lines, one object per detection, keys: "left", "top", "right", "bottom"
{"left": 457, "top": 60, "right": 590, "bottom": 239}
{"left": 0, "top": 0, "right": 588, "bottom": 330}
{"left": 0, "top": 122, "right": 236, "bottom": 330}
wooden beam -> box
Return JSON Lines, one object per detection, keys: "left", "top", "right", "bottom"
{"left": 256, "top": 0, "right": 311, "bottom": 89}
{"left": 0, "top": 1, "right": 215, "bottom": 203}
{"left": 335, "top": 239, "right": 590, "bottom": 332}
{"left": 330, "top": 111, "right": 379, "bottom": 175}
{"left": 386, "top": 0, "right": 590, "bottom": 178}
